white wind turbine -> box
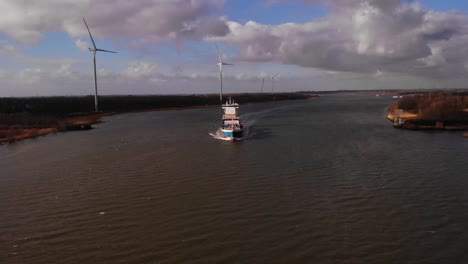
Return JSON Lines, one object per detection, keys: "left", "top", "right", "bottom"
{"left": 216, "top": 46, "right": 233, "bottom": 103}
{"left": 261, "top": 76, "right": 266, "bottom": 93}
{"left": 270, "top": 73, "right": 279, "bottom": 93}
{"left": 83, "top": 17, "right": 117, "bottom": 112}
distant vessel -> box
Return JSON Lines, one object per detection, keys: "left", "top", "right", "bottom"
{"left": 220, "top": 97, "right": 243, "bottom": 140}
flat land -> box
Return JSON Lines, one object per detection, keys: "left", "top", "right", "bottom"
{"left": 0, "top": 93, "right": 311, "bottom": 143}
{"left": 387, "top": 91, "right": 468, "bottom": 130}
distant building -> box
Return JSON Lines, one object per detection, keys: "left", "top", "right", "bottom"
{"left": 393, "top": 110, "right": 405, "bottom": 127}
{"left": 393, "top": 117, "right": 405, "bottom": 127}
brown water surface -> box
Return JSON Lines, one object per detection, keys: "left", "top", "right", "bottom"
{"left": 1, "top": 95, "right": 468, "bottom": 263}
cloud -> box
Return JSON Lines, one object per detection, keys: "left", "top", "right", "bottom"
{"left": 210, "top": 0, "right": 468, "bottom": 78}
{"left": 374, "top": 69, "right": 384, "bottom": 77}
{"left": 123, "top": 61, "right": 159, "bottom": 79}
{"left": 75, "top": 39, "right": 89, "bottom": 52}
{"left": 56, "top": 64, "right": 73, "bottom": 77}
{"left": 304, "top": 0, "right": 408, "bottom": 9}
{"left": 0, "top": 0, "right": 229, "bottom": 45}
{"left": 0, "top": 42, "right": 17, "bottom": 54}
{"left": 17, "top": 68, "right": 42, "bottom": 84}
{"left": 2, "top": 0, "right": 468, "bottom": 96}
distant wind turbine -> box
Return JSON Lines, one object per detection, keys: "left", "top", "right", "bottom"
{"left": 216, "top": 46, "right": 233, "bottom": 103}
{"left": 261, "top": 77, "right": 265, "bottom": 93}
{"left": 270, "top": 74, "right": 279, "bottom": 93}
{"left": 83, "top": 17, "right": 117, "bottom": 112}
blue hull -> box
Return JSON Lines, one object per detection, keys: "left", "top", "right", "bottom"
{"left": 221, "top": 129, "right": 243, "bottom": 139}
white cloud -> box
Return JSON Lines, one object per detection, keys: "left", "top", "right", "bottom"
{"left": 98, "top": 68, "right": 114, "bottom": 78}
{"left": 0, "top": 0, "right": 229, "bottom": 45}
{"left": 149, "top": 77, "right": 166, "bottom": 84}
{"left": 17, "top": 68, "right": 42, "bottom": 84}
{"left": 0, "top": 43, "right": 17, "bottom": 54}
{"left": 75, "top": 39, "right": 89, "bottom": 52}
{"left": 2, "top": 0, "right": 468, "bottom": 96}
{"left": 123, "top": 61, "right": 159, "bottom": 79}
{"left": 374, "top": 69, "right": 384, "bottom": 77}
{"left": 210, "top": 1, "right": 468, "bottom": 78}
{"left": 57, "top": 64, "right": 72, "bottom": 76}
{"left": 418, "top": 46, "right": 446, "bottom": 67}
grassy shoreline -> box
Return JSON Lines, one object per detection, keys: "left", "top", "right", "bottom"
{"left": 0, "top": 112, "right": 109, "bottom": 144}
{"left": 387, "top": 92, "right": 468, "bottom": 132}
{"left": 0, "top": 93, "right": 312, "bottom": 144}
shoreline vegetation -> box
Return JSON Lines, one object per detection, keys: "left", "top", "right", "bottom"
{"left": 387, "top": 91, "right": 468, "bottom": 133}
{"left": 1, "top": 93, "right": 316, "bottom": 144}
{"left": 3, "top": 90, "right": 467, "bottom": 143}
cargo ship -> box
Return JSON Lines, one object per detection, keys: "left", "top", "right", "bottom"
{"left": 220, "top": 97, "right": 243, "bottom": 140}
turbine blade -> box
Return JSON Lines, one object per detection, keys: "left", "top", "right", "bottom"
{"left": 96, "top": 48, "right": 117, "bottom": 53}
{"left": 222, "top": 63, "right": 233, "bottom": 66}
{"left": 82, "top": 17, "right": 97, "bottom": 49}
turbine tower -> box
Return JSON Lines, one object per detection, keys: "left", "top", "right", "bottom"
{"left": 216, "top": 46, "right": 233, "bottom": 103}
{"left": 83, "top": 17, "right": 117, "bottom": 112}
{"left": 261, "top": 77, "right": 265, "bottom": 93}
{"left": 270, "top": 74, "right": 279, "bottom": 93}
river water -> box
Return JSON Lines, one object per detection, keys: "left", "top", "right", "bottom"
{"left": 1, "top": 95, "right": 468, "bottom": 263}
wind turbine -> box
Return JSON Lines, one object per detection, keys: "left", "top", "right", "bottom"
{"left": 261, "top": 77, "right": 265, "bottom": 93}
{"left": 270, "top": 74, "right": 279, "bottom": 93}
{"left": 216, "top": 46, "right": 233, "bottom": 103}
{"left": 83, "top": 17, "right": 117, "bottom": 112}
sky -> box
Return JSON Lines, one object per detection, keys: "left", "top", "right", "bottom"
{"left": 1, "top": 0, "right": 468, "bottom": 96}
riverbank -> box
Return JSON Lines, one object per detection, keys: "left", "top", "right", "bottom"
{"left": 0, "top": 113, "right": 110, "bottom": 144}
{"left": 387, "top": 92, "right": 468, "bottom": 131}
{"left": 0, "top": 93, "right": 310, "bottom": 144}
{"left": 387, "top": 110, "right": 468, "bottom": 130}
